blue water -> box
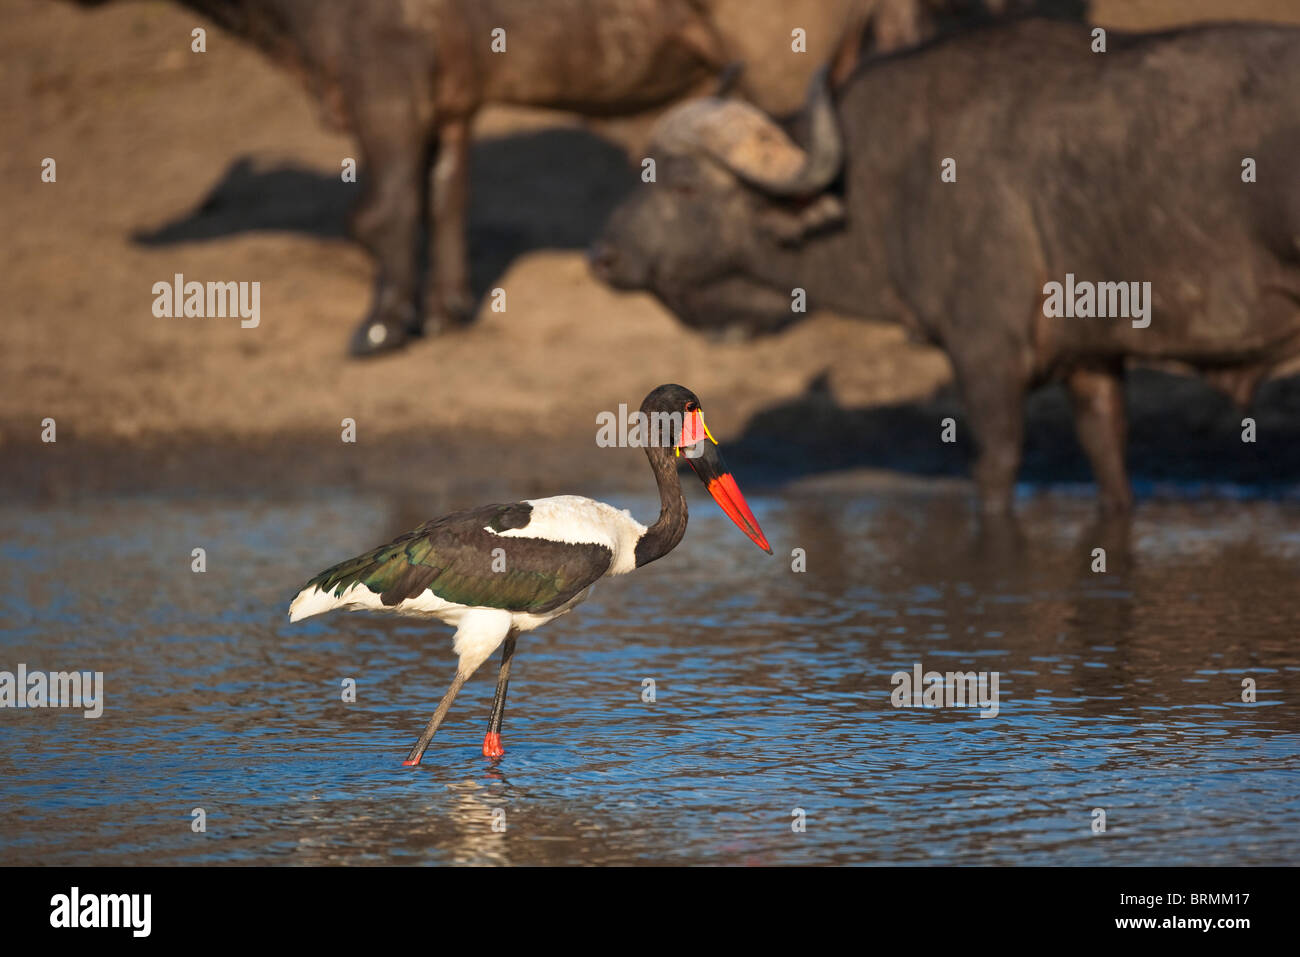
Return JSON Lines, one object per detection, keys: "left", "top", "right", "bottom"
{"left": 1, "top": 486, "right": 1297, "bottom": 864}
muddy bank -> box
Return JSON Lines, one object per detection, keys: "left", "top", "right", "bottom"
{"left": 3, "top": 0, "right": 1299, "bottom": 501}
{"left": 7, "top": 367, "right": 1300, "bottom": 506}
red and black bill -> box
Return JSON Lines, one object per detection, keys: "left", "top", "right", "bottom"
{"left": 679, "top": 411, "right": 771, "bottom": 553}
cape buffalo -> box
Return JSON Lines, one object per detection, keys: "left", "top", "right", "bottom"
{"left": 590, "top": 19, "right": 1300, "bottom": 513}
{"left": 70, "top": 0, "right": 1087, "bottom": 358}
{"left": 76, "top": 0, "right": 737, "bottom": 356}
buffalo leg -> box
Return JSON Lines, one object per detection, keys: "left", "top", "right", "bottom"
{"left": 953, "top": 353, "right": 1027, "bottom": 515}
{"left": 1067, "top": 363, "right": 1133, "bottom": 513}
{"left": 425, "top": 118, "right": 476, "bottom": 334}
{"left": 347, "top": 115, "right": 429, "bottom": 357}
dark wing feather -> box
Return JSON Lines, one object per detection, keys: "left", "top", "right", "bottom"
{"left": 300, "top": 503, "right": 612, "bottom": 614}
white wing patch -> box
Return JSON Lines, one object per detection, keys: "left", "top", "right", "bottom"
{"left": 288, "top": 497, "right": 645, "bottom": 674}
{"left": 288, "top": 583, "right": 520, "bottom": 675}
{"left": 288, "top": 581, "right": 451, "bottom": 622}
{"left": 289, "top": 581, "right": 373, "bottom": 622}
{"left": 291, "top": 578, "right": 506, "bottom": 623}
{"left": 288, "top": 581, "right": 587, "bottom": 675}
{"left": 485, "top": 495, "right": 647, "bottom": 575}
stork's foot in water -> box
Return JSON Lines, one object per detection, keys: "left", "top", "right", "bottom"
{"left": 482, "top": 732, "right": 505, "bottom": 759}
{"left": 400, "top": 671, "right": 471, "bottom": 766}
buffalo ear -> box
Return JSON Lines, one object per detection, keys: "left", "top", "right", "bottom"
{"left": 757, "top": 193, "right": 846, "bottom": 246}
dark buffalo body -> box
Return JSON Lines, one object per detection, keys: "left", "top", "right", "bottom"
{"left": 115, "top": 0, "right": 734, "bottom": 355}
{"left": 593, "top": 19, "right": 1300, "bottom": 512}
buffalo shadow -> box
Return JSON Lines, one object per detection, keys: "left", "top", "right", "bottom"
{"left": 132, "top": 126, "right": 635, "bottom": 301}
{"left": 730, "top": 368, "right": 1300, "bottom": 493}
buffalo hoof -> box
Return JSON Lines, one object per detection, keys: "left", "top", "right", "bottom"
{"left": 422, "top": 293, "right": 477, "bottom": 337}
{"left": 348, "top": 317, "right": 414, "bottom": 358}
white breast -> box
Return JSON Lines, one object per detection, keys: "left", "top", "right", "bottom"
{"left": 486, "top": 495, "right": 647, "bottom": 575}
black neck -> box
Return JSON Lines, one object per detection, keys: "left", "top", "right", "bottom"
{"left": 634, "top": 446, "right": 688, "bottom": 568}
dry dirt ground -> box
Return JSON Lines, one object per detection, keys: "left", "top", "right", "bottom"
{"left": 3, "top": 0, "right": 1298, "bottom": 500}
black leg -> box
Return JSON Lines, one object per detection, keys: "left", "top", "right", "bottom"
{"left": 425, "top": 117, "right": 476, "bottom": 334}
{"left": 951, "top": 350, "right": 1027, "bottom": 517}
{"left": 482, "top": 633, "right": 518, "bottom": 759}
{"left": 403, "top": 670, "right": 469, "bottom": 766}
{"left": 346, "top": 103, "right": 429, "bottom": 358}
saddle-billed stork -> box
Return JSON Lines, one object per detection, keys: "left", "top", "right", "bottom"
{"left": 288, "top": 384, "right": 771, "bottom": 764}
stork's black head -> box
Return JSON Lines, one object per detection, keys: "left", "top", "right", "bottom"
{"left": 640, "top": 383, "right": 698, "bottom": 425}
{"left": 639, "top": 384, "right": 771, "bottom": 554}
